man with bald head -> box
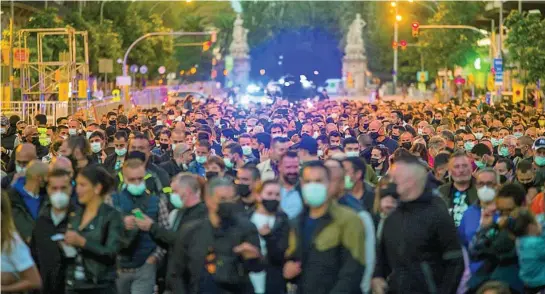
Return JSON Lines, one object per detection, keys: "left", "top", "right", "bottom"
{"left": 372, "top": 154, "right": 464, "bottom": 294}
{"left": 2, "top": 143, "right": 38, "bottom": 189}
{"left": 8, "top": 160, "right": 49, "bottom": 243}
{"left": 50, "top": 156, "right": 75, "bottom": 179}
{"left": 368, "top": 120, "right": 398, "bottom": 153}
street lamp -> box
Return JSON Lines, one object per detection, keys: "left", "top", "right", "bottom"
{"left": 100, "top": 0, "right": 111, "bottom": 25}
{"left": 396, "top": 15, "right": 403, "bottom": 22}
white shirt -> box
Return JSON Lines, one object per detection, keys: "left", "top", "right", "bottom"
{"left": 1, "top": 233, "right": 35, "bottom": 274}
{"left": 249, "top": 212, "right": 276, "bottom": 294}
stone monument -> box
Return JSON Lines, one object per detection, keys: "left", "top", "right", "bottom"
{"left": 228, "top": 14, "right": 251, "bottom": 89}
{"left": 343, "top": 14, "right": 368, "bottom": 96}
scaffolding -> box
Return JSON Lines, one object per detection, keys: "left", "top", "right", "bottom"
{"left": 17, "top": 27, "right": 89, "bottom": 114}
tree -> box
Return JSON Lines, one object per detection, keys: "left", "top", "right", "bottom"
{"left": 418, "top": 2, "right": 484, "bottom": 76}
{"left": 505, "top": 10, "right": 545, "bottom": 86}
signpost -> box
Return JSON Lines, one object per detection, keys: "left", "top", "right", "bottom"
{"left": 416, "top": 71, "right": 429, "bottom": 82}
{"left": 493, "top": 58, "right": 503, "bottom": 86}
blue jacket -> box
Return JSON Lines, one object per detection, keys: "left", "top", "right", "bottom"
{"left": 458, "top": 204, "right": 484, "bottom": 273}
{"left": 516, "top": 214, "right": 545, "bottom": 288}
{"left": 112, "top": 190, "right": 160, "bottom": 269}
{"left": 188, "top": 160, "right": 206, "bottom": 177}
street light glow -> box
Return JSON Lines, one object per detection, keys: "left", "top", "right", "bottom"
{"left": 391, "top": 2, "right": 397, "bottom": 7}
{"left": 396, "top": 15, "right": 403, "bottom": 22}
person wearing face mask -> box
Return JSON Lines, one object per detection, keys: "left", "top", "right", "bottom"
{"left": 30, "top": 168, "right": 76, "bottom": 294}
{"left": 88, "top": 131, "right": 107, "bottom": 165}
{"left": 293, "top": 136, "right": 319, "bottom": 165}
{"left": 188, "top": 140, "right": 211, "bottom": 177}
{"left": 236, "top": 164, "right": 261, "bottom": 212}
{"left": 247, "top": 180, "right": 289, "bottom": 294}
{"left": 151, "top": 129, "right": 172, "bottom": 158}
{"left": 67, "top": 119, "right": 82, "bottom": 137}
{"left": 223, "top": 143, "right": 246, "bottom": 177}
{"left": 7, "top": 160, "right": 49, "bottom": 244}
{"left": 22, "top": 125, "right": 49, "bottom": 160}
{"left": 159, "top": 143, "right": 191, "bottom": 177}
{"left": 168, "top": 177, "right": 262, "bottom": 294}
{"left": 283, "top": 161, "right": 366, "bottom": 294}
{"left": 372, "top": 154, "right": 464, "bottom": 294}
{"left": 515, "top": 159, "right": 540, "bottom": 205}
{"left": 103, "top": 131, "right": 129, "bottom": 174}
{"left": 1, "top": 115, "right": 19, "bottom": 166}
{"left": 368, "top": 120, "right": 398, "bottom": 154}
{"left": 370, "top": 145, "right": 390, "bottom": 177}
{"left": 108, "top": 158, "right": 169, "bottom": 294}
{"left": 457, "top": 168, "right": 499, "bottom": 274}
{"left": 513, "top": 135, "right": 534, "bottom": 167}
{"left": 498, "top": 135, "right": 518, "bottom": 159}
{"left": 343, "top": 156, "right": 377, "bottom": 211}
{"left": 1, "top": 143, "right": 37, "bottom": 190}
{"left": 472, "top": 143, "right": 496, "bottom": 171}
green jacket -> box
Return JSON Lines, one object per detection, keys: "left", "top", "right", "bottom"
{"left": 438, "top": 180, "right": 479, "bottom": 209}
{"left": 286, "top": 202, "right": 366, "bottom": 294}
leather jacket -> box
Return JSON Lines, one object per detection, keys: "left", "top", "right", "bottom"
{"left": 65, "top": 202, "right": 123, "bottom": 290}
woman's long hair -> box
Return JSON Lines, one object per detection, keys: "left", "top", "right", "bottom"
{"left": 1, "top": 192, "right": 17, "bottom": 253}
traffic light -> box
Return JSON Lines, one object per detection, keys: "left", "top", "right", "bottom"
{"left": 412, "top": 22, "right": 420, "bottom": 37}
{"left": 202, "top": 41, "right": 211, "bottom": 52}
{"left": 392, "top": 41, "right": 398, "bottom": 49}
{"left": 400, "top": 40, "right": 407, "bottom": 50}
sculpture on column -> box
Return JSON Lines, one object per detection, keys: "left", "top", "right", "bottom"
{"left": 343, "top": 13, "right": 369, "bottom": 96}
{"left": 228, "top": 14, "right": 251, "bottom": 89}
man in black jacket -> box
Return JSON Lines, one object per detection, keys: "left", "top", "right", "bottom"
{"left": 31, "top": 168, "right": 75, "bottom": 294}
{"left": 159, "top": 143, "right": 192, "bottom": 178}
{"left": 372, "top": 154, "right": 464, "bottom": 294}
{"left": 167, "top": 177, "right": 262, "bottom": 294}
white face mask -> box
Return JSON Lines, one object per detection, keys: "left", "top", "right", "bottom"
{"left": 50, "top": 191, "right": 70, "bottom": 209}
{"left": 0, "top": 128, "right": 6, "bottom": 134}
{"left": 477, "top": 186, "right": 496, "bottom": 203}
{"left": 68, "top": 128, "right": 77, "bottom": 135}
{"left": 90, "top": 142, "right": 102, "bottom": 153}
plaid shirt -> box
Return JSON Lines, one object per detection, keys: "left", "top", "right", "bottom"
{"left": 104, "top": 194, "right": 170, "bottom": 263}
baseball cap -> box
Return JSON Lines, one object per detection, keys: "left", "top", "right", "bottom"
{"left": 293, "top": 135, "right": 318, "bottom": 155}
{"left": 533, "top": 137, "right": 545, "bottom": 150}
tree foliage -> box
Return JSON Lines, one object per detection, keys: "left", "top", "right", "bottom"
{"left": 505, "top": 10, "right": 545, "bottom": 85}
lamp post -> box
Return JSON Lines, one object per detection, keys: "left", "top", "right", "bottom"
{"left": 393, "top": 2, "right": 399, "bottom": 95}
{"left": 100, "top": 0, "right": 109, "bottom": 25}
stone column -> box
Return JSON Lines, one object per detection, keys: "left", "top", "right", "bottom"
{"left": 228, "top": 14, "right": 251, "bottom": 89}
{"left": 343, "top": 14, "right": 368, "bottom": 97}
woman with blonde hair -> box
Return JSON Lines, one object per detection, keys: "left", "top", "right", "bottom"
{"left": 1, "top": 192, "right": 42, "bottom": 292}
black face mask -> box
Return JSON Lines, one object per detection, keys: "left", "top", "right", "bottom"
{"left": 514, "top": 148, "right": 523, "bottom": 158}
{"left": 262, "top": 199, "right": 280, "bottom": 213}
{"left": 283, "top": 173, "right": 299, "bottom": 185}
{"left": 499, "top": 175, "right": 508, "bottom": 184}
{"left": 391, "top": 135, "right": 399, "bottom": 141}
{"left": 100, "top": 123, "right": 107, "bottom": 130}
{"left": 431, "top": 119, "right": 441, "bottom": 125}
{"left": 369, "top": 131, "right": 379, "bottom": 140}
{"left": 362, "top": 123, "right": 369, "bottom": 129}
{"left": 236, "top": 184, "right": 251, "bottom": 198}
{"left": 109, "top": 120, "right": 116, "bottom": 126}
{"left": 31, "top": 136, "right": 40, "bottom": 146}
{"left": 217, "top": 202, "right": 242, "bottom": 221}
{"left": 370, "top": 158, "right": 381, "bottom": 168}
{"left": 379, "top": 182, "right": 400, "bottom": 199}
{"left": 160, "top": 143, "right": 169, "bottom": 150}
{"left": 206, "top": 171, "right": 219, "bottom": 180}
{"left": 422, "top": 135, "right": 430, "bottom": 142}
{"left": 401, "top": 142, "right": 412, "bottom": 150}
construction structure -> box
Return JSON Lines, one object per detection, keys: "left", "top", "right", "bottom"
{"left": 17, "top": 27, "right": 89, "bottom": 118}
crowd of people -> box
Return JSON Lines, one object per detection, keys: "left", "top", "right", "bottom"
{"left": 1, "top": 94, "right": 545, "bottom": 294}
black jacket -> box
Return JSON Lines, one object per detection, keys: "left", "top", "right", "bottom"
{"left": 65, "top": 203, "right": 123, "bottom": 290}
{"left": 249, "top": 210, "right": 290, "bottom": 294}
{"left": 374, "top": 189, "right": 464, "bottom": 294}
{"left": 103, "top": 153, "right": 123, "bottom": 175}
{"left": 159, "top": 159, "right": 184, "bottom": 178}
{"left": 30, "top": 202, "right": 75, "bottom": 294}
{"left": 168, "top": 214, "right": 263, "bottom": 294}
{"left": 7, "top": 185, "right": 47, "bottom": 243}
{"left": 149, "top": 202, "right": 207, "bottom": 249}
{"left": 286, "top": 202, "right": 366, "bottom": 294}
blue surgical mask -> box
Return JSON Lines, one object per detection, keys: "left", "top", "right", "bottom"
{"left": 223, "top": 158, "right": 234, "bottom": 169}
{"left": 169, "top": 193, "right": 184, "bottom": 209}
{"left": 115, "top": 148, "right": 127, "bottom": 157}
{"left": 464, "top": 141, "right": 475, "bottom": 151}
{"left": 346, "top": 151, "right": 359, "bottom": 158}
{"left": 196, "top": 155, "right": 207, "bottom": 164}
{"left": 91, "top": 142, "right": 102, "bottom": 153}
{"left": 15, "top": 164, "right": 26, "bottom": 174}
{"left": 302, "top": 182, "right": 328, "bottom": 207}
{"left": 499, "top": 146, "right": 510, "bottom": 157}
{"left": 127, "top": 182, "right": 146, "bottom": 196}
{"left": 534, "top": 156, "right": 545, "bottom": 167}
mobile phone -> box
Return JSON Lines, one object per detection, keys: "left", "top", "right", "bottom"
{"left": 132, "top": 209, "right": 144, "bottom": 220}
